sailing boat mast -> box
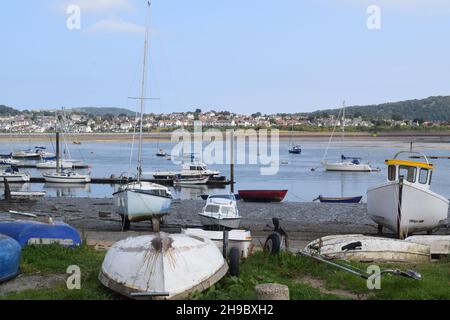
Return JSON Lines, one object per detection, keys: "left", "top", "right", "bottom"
{"left": 136, "top": 1, "right": 152, "bottom": 181}
{"left": 341, "top": 101, "right": 346, "bottom": 144}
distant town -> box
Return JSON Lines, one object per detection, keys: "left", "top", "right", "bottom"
{"left": 0, "top": 108, "right": 444, "bottom": 134}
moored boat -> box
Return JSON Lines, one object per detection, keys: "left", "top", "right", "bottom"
{"left": 304, "top": 234, "right": 431, "bottom": 263}
{"left": 0, "top": 220, "right": 82, "bottom": 248}
{"left": 288, "top": 145, "right": 302, "bottom": 154}
{"left": 43, "top": 170, "right": 91, "bottom": 183}
{"left": 238, "top": 190, "right": 288, "bottom": 202}
{"left": 99, "top": 232, "right": 228, "bottom": 300}
{"left": 314, "top": 195, "right": 362, "bottom": 203}
{"left": 173, "top": 173, "right": 209, "bottom": 186}
{"left": 0, "top": 167, "right": 30, "bottom": 183}
{"left": 36, "top": 160, "right": 73, "bottom": 169}
{"left": 0, "top": 234, "right": 21, "bottom": 283}
{"left": 367, "top": 151, "right": 449, "bottom": 239}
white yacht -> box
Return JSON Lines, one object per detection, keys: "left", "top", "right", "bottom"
{"left": 151, "top": 161, "right": 220, "bottom": 180}
{"left": 367, "top": 151, "right": 449, "bottom": 239}
{"left": 43, "top": 170, "right": 91, "bottom": 183}
{"left": 0, "top": 168, "right": 30, "bottom": 182}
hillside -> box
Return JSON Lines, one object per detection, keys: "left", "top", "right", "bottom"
{"left": 310, "top": 96, "right": 450, "bottom": 121}
{"left": 68, "top": 107, "right": 135, "bottom": 117}
{"left": 0, "top": 105, "right": 21, "bottom": 116}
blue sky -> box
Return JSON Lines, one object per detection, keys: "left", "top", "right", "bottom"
{"left": 1, "top": 0, "right": 450, "bottom": 114}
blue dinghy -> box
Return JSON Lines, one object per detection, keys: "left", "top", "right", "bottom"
{"left": 0, "top": 220, "right": 82, "bottom": 248}
{"left": 0, "top": 234, "right": 21, "bottom": 283}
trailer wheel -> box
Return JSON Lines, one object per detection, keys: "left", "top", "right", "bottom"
{"left": 229, "top": 247, "right": 240, "bottom": 277}
{"left": 264, "top": 233, "right": 281, "bottom": 255}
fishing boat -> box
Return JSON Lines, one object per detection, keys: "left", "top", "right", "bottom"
{"left": 182, "top": 228, "right": 253, "bottom": 259}
{"left": 304, "top": 234, "right": 430, "bottom": 263}
{"left": 0, "top": 220, "right": 82, "bottom": 248}
{"left": 198, "top": 194, "right": 241, "bottom": 229}
{"left": 321, "top": 102, "right": 374, "bottom": 172}
{"left": 367, "top": 151, "right": 449, "bottom": 239}
{"left": 288, "top": 145, "right": 302, "bottom": 154}
{"left": 313, "top": 195, "right": 362, "bottom": 203}
{"left": 238, "top": 190, "right": 288, "bottom": 202}
{"left": 0, "top": 234, "right": 21, "bottom": 283}
{"left": 0, "top": 167, "right": 30, "bottom": 182}
{"left": 113, "top": 3, "right": 172, "bottom": 227}
{"left": 99, "top": 232, "right": 228, "bottom": 300}
{"left": 173, "top": 173, "right": 210, "bottom": 186}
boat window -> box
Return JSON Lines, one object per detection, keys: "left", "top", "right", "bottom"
{"left": 205, "top": 205, "right": 220, "bottom": 213}
{"left": 418, "top": 168, "right": 429, "bottom": 184}
{"left": 388, "top": 165, "right": 396, "bottom": 181}
{"left": 399, "top": 165, "right": 416, "bottom": 183}
{"left": 210, "top": 195, "right": 234, "bottom": 200}
{"left": 221, "top": 206, "right": 235, "bottom": 215}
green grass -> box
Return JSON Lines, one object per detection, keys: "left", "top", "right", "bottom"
{"left": 2, "top": 246, "right": 449, "bottom": 300}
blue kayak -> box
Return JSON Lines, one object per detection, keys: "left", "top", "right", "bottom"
{"left": 0, "top": 220, "right": 82, "bottom": 248}
{"left": 0, "top": 234, "right": 21, "bottom": 283}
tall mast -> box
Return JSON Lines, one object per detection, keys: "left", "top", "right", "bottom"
{"left": 137, "top": 1, "right": 152, "bottom": 181}
{"left": 341, "top": 100, "right": 346, "bottom": 144}
{"left": 56, "top": 112, "right": 60, "bottom": 173}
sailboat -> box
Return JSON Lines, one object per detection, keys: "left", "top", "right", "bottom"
{"left": 288, "top": 124, "right": 301, "bottom": 154}
{"left": 42, "top": 125, "right": 91, "bottom": 183}
{"left": 113, "top": 3, "right": 172, "bottom": 227}
{"left": 367, "top": 151, "right": 449, "bottom": 239}
{"left": 321, "top": 101, "right": 373, "bottom": 172}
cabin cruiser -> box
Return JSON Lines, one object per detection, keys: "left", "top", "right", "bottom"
{"left": 367, "top": 151, "right": 449, "bottom": 239}
{"left": 151, "top": 161, "right": 220, "bottom": 180}
{"left": 0, "top": 167, "right": 30, "bottom": 183}
{"left": 198, "top": 193, "right": 241, "bottom": 229}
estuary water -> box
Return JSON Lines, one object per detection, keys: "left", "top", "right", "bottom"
{"left": 2, "top": 138, "right": 450, "bottom": 202}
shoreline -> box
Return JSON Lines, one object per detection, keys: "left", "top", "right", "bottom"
{"left": 1, "top": 131, "right": 450, "bottom": 143}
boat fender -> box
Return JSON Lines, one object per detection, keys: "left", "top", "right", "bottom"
{"left": 229, "top": 247, "right": 240, "bottom": 277}
{"left": 341, "top": 241, "right": 362, "bottom": 251}
{"left": 264, "top": 233, "right": 281, "bottom": 255}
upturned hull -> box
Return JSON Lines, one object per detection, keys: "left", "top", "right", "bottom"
{"left": 114, "top": 189, "right": 172, "bottom": 221}
{"left": 367, "top": 181, "right": 449, "bottom": 235}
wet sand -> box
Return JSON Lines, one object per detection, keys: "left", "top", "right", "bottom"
{"left": 1, "top": 197, "right": 448, "bottom": 250}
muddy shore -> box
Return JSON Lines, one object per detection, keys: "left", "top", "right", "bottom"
{"left": 1, "top": 197, "right": 448, "bottom": 249}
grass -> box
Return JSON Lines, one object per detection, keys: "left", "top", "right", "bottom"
{"left": 2, "top": 246, "right": 449, "bottom": 300}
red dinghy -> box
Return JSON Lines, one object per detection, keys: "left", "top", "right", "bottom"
{"left": 238, "top": 190, "right": 288, "bottom": 203}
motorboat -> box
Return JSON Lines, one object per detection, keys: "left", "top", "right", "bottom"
{"left": 0, "top": 220, "right": 82, "bottom": 248}
{"left": 151, "top": 161, "right": 220, "bottom": 180}
{"left": 238, "top": 190, "right": 288, "bottom": 202}
{"left": 99, "top": 232, "right": 228, "bottom": 300}
{"left": 0, "top": 234, "right": 21, "bottom": 283}
{"left": 113, "top": 181, "right": 172, "bottom": 222}
{"left": 0, "top": 167, "right": 30, "bottom": 182}
{"left": 173, "top": 173, "right": 209, "bottom": 186}
{"left": 288, "top": 145, "right": 302, "bottom": 154}
{"left": 198, "top": 194, "right": 241, "bottom": 229}
{"left": 367, "top": 151, "right": 449, "bottom": 238}
{"left": 304, "top": 234, "right": 431, "bottom": 263}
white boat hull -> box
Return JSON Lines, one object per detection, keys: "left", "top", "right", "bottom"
{"left": 305, "top": 234, "right": 430, "bottom": 263}
{"left": 42, "top": 173, "right": 91, "bottom": 183}
{"left": 173, "top": 177, "right": 209, "bottom": 186}
{"left": 322, "top": 161, "right": 373, "bottom": 172}
{"left": 36, "top": 161, "right": 73, "bottom": 169}
{"left": 0, "top": 174, "right": 30, "bottom": 182}
{"left": 367, "top": 181, "right": 449, "bottom": 235}
{"left": 405, "top": 235, "right": 450, "bottom": 255}
{"left": 99, "top": 233, "right": 228, "bottom": 300}
{"left": 182, "top": 228, "right": 253, "bottom": 259}
{"left": 198, "top": 213, "right": 241, "bottom": 229}
{"left": 114, "top": 189, "right": 172, "bottom": 221}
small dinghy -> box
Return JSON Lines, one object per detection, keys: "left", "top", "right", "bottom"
{"left": 0, "top": 234, "right": 21, "bottom": 283}
{"left": 313, "top": 195, "right": 362, "bottom": 203}
{"left": 304, "top": 234, "right": 430, "bottom": 263}
{"left": 405, "top": 235, "right": 450, "bottom": 256}
{"left": 0, "top": 220, "right": 82, "bottom": 248}
{"left": 99, "top": 232, "right": 228, "bottom": 300}
{"left": 238, "top": 190, "right": 288, "bottom": 202}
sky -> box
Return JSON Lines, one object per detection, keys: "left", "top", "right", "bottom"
{"left": 1, "top": 0, "right": 450, "bottom": 114}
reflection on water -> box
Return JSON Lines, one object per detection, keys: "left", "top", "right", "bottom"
{"left": 43, "top": 183, "right": 91, "bottom": 197}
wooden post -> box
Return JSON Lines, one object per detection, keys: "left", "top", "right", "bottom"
{"left": 230, "top": 130, "right": 234, "bottom": 194}
{"left": 3, "top": 177, "right": 11, "bottom": 201}
{"left": 151, "top": 216, "right": 161, "bottom": 232}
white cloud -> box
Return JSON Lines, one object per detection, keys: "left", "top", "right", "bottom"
{"left": 85, "top": 19, "right": 146, "bottom": 34}
{"left": 59, "top": 0, "right": 134, "bottom": 14}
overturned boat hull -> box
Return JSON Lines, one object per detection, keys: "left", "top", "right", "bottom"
{"left": 99, "top": 233, "right": 228, "bottom": 300}
{"left": 0, "top": 234, "right": 21, "bottom": 283}
{"left": 304, "top": 234, "right": 431, "bottom": 263}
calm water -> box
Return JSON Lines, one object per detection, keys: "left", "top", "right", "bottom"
{"left": 2, "top": 139, "right": 450, "bottom": 202}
